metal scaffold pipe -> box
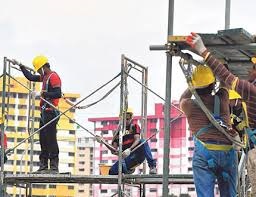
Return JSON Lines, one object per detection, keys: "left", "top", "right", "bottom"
{"left": 162, "top": 0, "right": 174, "bottom": 196}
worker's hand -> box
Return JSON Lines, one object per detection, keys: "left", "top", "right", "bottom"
{"left": 232, "top": 134, "right": 242, "bottom": 151}
{"left": 95, "top": 135, "right": 103, "bottom": 144}
{"left": 186, "top": 32, "right": 207, "bottom": 55}
{"left": 30, "top": 91, "right": 41, "bottom": 98}
{"left": 122, "top": 148, "right": 131, "bottom": 158}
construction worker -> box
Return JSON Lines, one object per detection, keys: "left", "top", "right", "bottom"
{"left": 97, "top": 108, "right": 157, "bottom": 175}
{"left": 186, "top": 32, "right": 256, "bottom": 196}
{"left": 180, "top": 65, "right": 239, "bottom": 197}
{"left": 229, "top": 90, "right": 248, "bottom": 137}
{"left": 17, "top": 56, "right": 62, "bottom": 173}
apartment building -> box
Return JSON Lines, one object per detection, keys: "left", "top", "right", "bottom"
{"left": 75, "top": 137, "right": 94, "bottom": 197}
{"left": 0, "top": 76, "right": 80, "bottom": 196}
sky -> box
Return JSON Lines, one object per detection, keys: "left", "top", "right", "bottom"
{"left": 1, "top": 0, "right": 256, "bottom": 134}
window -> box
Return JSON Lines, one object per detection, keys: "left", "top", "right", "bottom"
{"left": 150, "top": 138, "right": 157, "bottom": 142}
{"left": 78, "top": 147, "right": 85, "bottom": 150}
{"left": 68, "top": 185, "right": 74, "bottom": 189}
{"left": 18, "top": 105, "right": 27, "bottom": 109}
{"left": 69, "top": 152, "right": 75, "bottom": 156}
{"left": 188, "top": 147, "right": 194, "bottom": 151}
{"left": 16, "top": 149, "right": 25, "bottom": 154}
{"left": 101, "top": 121, "right": 108, "bottom": 126}
{"left": 79, "top": 154, "right": 85, "bottom": 157}
{"left": 7, "top": 138, "right": 14, "bottom": 142}
{"left": 150, "top": 188, "right": 157, "bottom": 192}
{"left": 150, "top": 119, "right": 157, "bottom": 123}
{"left": 188, "top": 187, "right": 195, "bottom": 191}
{"left": 17, "top": 138, "right": 25, "bottom": 142}
{"left": 151, "top": 148, "right": 157, "bottom": 152}
{"left": 18, "top": 93, "right": 27, "bottom": 99}
{"left": 101, "top": 160, "right": 108, "bottom": 164}
{"left": 17, "top": 127, "right": 26, "bottom": 132}
{"left": 16, "top": 160, "right": 25, "bottom": 165}
{"left": 33, "top": 184, "right": 46, "bottom": 189}
{"left": 69, "top": 130, "right": 75, "bottom": 135}
{"left": 188, "top": 167, "right": 192, "bottom": 172}
{"left": 188, "top": 157, "right": 192, "bottom": 162}
{"left": 6, "top": 160, "right": 14, "bottom": 165}
{"left": 49, "top": 185, "right": 56, "bottom": 188}
{"left": 101, "top": 150, "right": 108, "bottom": 154}
{"left": 18, "top": 116, "right": 27, "bottom": 121}
{"left": 68, "top": 163, "right": 74, "bottom": 167}
{"left": 101, "top": 190, "right": 108, "bottom": 193}
{"left": 78, "top": 190, "right": 84, "bottom": 193}
{"left": 102, "top": 130, "right": 108, "bottom": 134}
{"left": 79, "top": 168, "right": 85, "bottom": 172}
{"left": 79, "top": 161, "right": 85, "bottom": 165}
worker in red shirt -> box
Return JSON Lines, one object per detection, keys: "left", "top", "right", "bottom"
{"left": 18, "top": 55, "right": 62, "bottom": 173}
{"left": 107, "top": 108, "right": 156, "bottom": 175}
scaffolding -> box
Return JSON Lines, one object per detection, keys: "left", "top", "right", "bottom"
{"left": 0, "top": 54, "right": 185, "bottom": 197}
{"left": 1, "top": 1, "right": 254, "bottom": 197}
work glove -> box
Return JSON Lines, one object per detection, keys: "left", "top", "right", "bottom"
{"left": 232, "top": 134, "right": 242, "bottom": 151}
{"left": 186, "top": 32, "right": 207, "bottom": 55}
{"left": 122, "top": 148, "right": 131, "bottom": 159}
{"left": 30, "top": 91, "right": 41, "bottom": 98}
{"left": 95, "top": 135, "right": 103, "bottom": 144}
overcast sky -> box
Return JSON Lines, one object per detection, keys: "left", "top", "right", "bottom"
{"left": 1, "top": 0, "right": 256, "bottom": 133}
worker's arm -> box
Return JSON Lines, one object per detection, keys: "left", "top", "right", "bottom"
{"left": 179, "top": 88, "right": 192, "bottom": 102}
{"left": 42, "top": 87, "right": 62, "bottom": 99}
{"left": 186, "top": 32, "right": 256, "bottom": 100}
{"left": 20, "top": 66, "right": 41, "bottom": 82}
{"left": 129, "top": 134, "right": 140, "bottom": 150}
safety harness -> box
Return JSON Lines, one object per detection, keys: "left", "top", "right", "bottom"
{"left": 194, "top": 94, "right": 233, "bottom": 182}
{"left": 40, "top": 72, "right": 60, "bottom": 124}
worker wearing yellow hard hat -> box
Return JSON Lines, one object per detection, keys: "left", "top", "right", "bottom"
{"left": 18, "top": 55, "right": 62, "bottom": 174}
{"left": 95, "top": 107, "right": 157, "bottom": 175}
{"left": 180, "top": 64, "right": 240, "bottom": 197}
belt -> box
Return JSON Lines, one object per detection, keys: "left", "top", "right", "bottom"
{"left": 199, "top": 139, "right": 233, "bottom": 151}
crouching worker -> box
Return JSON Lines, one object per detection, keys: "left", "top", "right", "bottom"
{"left": 180, "top": 65, "right": 240, "bottom": 197}
{"left": 96, "top": 108, "right": 156, "bottom": 174}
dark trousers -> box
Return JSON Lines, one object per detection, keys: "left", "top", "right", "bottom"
{"left": 39, "top": 110, "right": 59, "bottom": 161}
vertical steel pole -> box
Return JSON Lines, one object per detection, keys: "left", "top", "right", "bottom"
{"left": 162, "top": 0, "right": 174, "bottom": 196}
{"left": 118, "top": 55, "right": 126, "bottom": 197}
{"left": 141, "top": 67, "right": 148, "bottom": 197}
{"left": 28, "top": 79, "right": 36, "bottom": 196}
{"left": 1, "top": 57, "right": 7, "bottom": 196}
{"left": 225, "top": 0, "right": 231, "bottom": 29}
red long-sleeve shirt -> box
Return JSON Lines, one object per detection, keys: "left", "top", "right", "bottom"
{"left": 205, "top": 53, "right": 256, "bottom": 128}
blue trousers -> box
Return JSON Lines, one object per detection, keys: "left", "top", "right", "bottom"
{"left": 109, "top": 139, "right": 155, "bottom": 175}
{"left": 192, "top": 141, "right": 237, "bottom": 197}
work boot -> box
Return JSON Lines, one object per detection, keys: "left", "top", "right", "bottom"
{"left": 49, "top": 157, "right": 59, "bottom": 174}
{"left": 35, "top": 158, "right": 48, "bottom": 173}
{"left": 149, "top": 166, "right": 157, "bottom": 174}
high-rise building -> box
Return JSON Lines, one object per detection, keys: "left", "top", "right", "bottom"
{"left": 0, "top": 76, "right": 80, "bottom": 196}
{"left": 75, "top": 137, "right": 94, "bottom": 197}
{"left": 88, "top": 103, "right": 197, "bottom": 197}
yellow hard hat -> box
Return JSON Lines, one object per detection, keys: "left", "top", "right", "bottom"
{"left": 191, "top": 65, "right": 215, "bottom": 88}
{"left": 251, "top": 57, "right": 256, "bottom": 64}
{"left": 126, "top": 107, "right": 133, "bottom": 115}
{"left": 32, "top": 55, "right": 48, "bottom": 71}
{"left": 229, "top": 90, "right": 241, "bottom": 100}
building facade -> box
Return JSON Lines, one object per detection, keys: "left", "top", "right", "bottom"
{"left": 0, "top": 76, "right": 80, "bottom": 196}
{"left": 89, "top": 103, "right": 197, "bottom": 197}
{"left": 75, "top": 137, "right": 94, "bottom": 197}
